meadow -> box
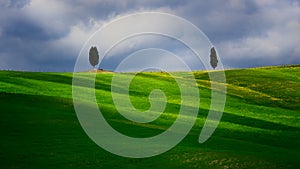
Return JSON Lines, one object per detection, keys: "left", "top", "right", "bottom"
{"left": 0, "top": 65, "right": 299, "bottom": 169}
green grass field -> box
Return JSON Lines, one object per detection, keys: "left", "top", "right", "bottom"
{"left": 0, "top": 65, "right": 299, "bottom": 169}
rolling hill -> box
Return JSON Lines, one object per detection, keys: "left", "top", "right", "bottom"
{"left": 0, "top": 65, "right": 299, "bottom": 169}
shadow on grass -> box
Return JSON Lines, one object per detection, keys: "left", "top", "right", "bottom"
{"left": 1, "top": 92, "right": 299, "bottom": 168}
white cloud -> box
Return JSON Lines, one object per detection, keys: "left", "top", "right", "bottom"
{"left": 22, "top": 0, "right": 73, "bottom": 34}
{"left": 49, "top": 18, "right": 104, "bottom": 58}
{"left": 213, "top": 0, "right": 300, "bottom": 67}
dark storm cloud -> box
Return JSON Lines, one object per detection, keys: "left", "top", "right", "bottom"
{"left": 1, "top": 0, "right": 30, "bottom": 8}
{"left": 175, "top": 1, "right": 268, "bottom": 42}
{"left": 3, "top": 19, "right": 65, "bottom": 41}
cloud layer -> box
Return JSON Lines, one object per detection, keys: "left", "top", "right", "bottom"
{"left": 0, "top": 0, "right": 299, "bottom": 71}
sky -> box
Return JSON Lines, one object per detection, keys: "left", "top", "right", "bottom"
{"left": 0, "top": 0, "right": 299, "bottom": 72}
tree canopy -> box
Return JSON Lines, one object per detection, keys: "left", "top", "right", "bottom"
{"left": 89, "top": 46, "right": 99, "bottom": 69}
{"left": 210, "top": 47, "right": 218, "bottom": 70}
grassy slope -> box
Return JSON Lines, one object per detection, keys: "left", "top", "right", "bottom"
{"left": 0, "top": 65, "right": 299, "bottom": 169}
